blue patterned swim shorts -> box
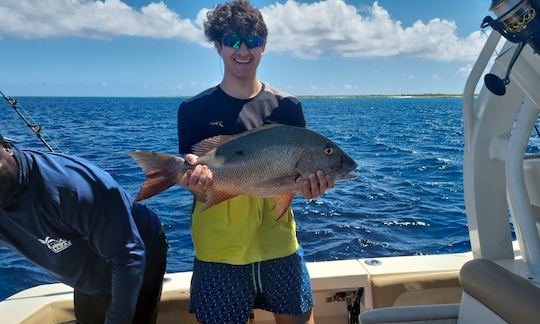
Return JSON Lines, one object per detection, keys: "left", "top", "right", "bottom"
{"left": 189, "top": 248, "right": 314, "bottom": 324}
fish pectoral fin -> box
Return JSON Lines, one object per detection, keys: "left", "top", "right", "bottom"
{"left": 273, "top": 193, "right": 295, "bottom": 221}
{"left": 203, "top": 188, "right": 237, "bottom": 210}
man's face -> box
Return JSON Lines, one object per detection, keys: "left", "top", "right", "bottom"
{"left": 218, "top": 34, "right": 266, "bottom": 81}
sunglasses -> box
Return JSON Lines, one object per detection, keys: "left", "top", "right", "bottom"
{"left": 222, "top": 34, "right": 265, "bottom": 49}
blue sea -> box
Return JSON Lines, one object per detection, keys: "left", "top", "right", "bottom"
{"left": 0, "top": 96, "right": 471, "bottom": 301}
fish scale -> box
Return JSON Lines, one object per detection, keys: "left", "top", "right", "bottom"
{"left": 129, "top": 124, "right": 357, "bottom": 219}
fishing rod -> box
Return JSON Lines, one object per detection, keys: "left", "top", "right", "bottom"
{"left": 0, "top": 89, "right": 60, "bottom": 152}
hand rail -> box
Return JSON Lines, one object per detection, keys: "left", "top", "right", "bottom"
{"left": 463, "top": 31, "right": 501, "bottom": 150}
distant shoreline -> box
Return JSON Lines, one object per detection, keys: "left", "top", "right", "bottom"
{"left": 298, "top": 94, "right": 464, "bottom": 99}
{"left": 171, "top": 93, "right": 465, "bottom": 99}
{"left": 162, "top": 93, "right": 466, "bottom": 99}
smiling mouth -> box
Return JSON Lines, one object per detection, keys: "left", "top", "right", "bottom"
{"left": 234, "top": 58, "right": 251, "bottom": 64}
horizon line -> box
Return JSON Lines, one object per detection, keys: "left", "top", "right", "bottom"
{"left": 6, "top": 93, "right": 467, "bottom": 99}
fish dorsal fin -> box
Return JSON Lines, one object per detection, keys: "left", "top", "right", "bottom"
{"left": 192, "top": 135, "right": 237, "bottom": 156}
{"left": 191, "top": 124, "right": 285, "bottom": 156}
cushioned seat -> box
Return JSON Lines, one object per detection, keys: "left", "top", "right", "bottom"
{"left": 359, "top": 259, "right": 540, "bottom": 324}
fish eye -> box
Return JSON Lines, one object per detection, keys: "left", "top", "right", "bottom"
{"left": 324, "top": 146, "right": 334, "bottom": 155}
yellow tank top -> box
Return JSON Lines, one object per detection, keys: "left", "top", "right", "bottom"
{"left": 191, "top": 195, "right": 299, "bottom": 265}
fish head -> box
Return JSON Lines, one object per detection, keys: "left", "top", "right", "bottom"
{"left": 296, "top": 137, "right": 358, "bottom": 182}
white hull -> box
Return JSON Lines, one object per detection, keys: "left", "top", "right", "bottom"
{"left": 0, "top": 249, "right": 487, "bottom": 323}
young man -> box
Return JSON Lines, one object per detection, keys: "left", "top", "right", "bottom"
{"left": 177, "top": 1, "right": 334, "bottom": 323}
{"left": 0, "top": 134, "right": 167, "bottom": 324}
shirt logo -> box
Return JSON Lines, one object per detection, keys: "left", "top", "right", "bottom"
{"left": 38, "top": 236, "right": 72, "bottom": 253}
{"left": 209, "top": 121, "right": 224, "bottom": 127}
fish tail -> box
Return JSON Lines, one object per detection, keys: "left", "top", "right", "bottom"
{"left": 128, "top": 151, "right": 185, "bottom": 201}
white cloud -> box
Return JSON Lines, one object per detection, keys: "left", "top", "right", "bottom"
{"left": 0, "top": 0, "right": 486, "bottom": 61}
{"left": 457, "top": 64, "right": 473, "bottom": 78}
{"left": 261, "top": 0, "right": 486, "bottom": 61}
{"left": 0, "top": 0, "right": 204, "bottom": 43}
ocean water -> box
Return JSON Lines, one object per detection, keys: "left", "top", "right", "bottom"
{"left": 0, "top": 96, "right": 470, "bottom": 300}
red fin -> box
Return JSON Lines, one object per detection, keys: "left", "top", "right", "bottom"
{"left": 128, "top": 151, "right": 185, "bottom": 201}
{"left": 274, "top": 193, "right": 294, "bottom": 220}
{"left": 202, "top": 188, "right": 237, "bottom": 210}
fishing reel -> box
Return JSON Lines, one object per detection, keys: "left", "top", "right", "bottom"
{"left": 482, "top": 0, "right": 540, "bottom": 95}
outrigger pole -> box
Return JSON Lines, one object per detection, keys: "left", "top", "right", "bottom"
{"left": 0, "top": 90, "right": 57, "bottom": 152}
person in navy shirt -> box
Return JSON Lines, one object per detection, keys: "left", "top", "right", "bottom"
{"left": 0, "top": 135, "right": 167, "bottom": 324}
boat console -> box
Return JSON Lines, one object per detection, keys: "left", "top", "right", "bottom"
{"left": 360, "top": 0, "right": 540, "bottom": 322}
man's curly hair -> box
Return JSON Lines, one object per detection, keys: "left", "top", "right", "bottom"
{"left": 204, "top": 0, "right": 268, "bottom": 44}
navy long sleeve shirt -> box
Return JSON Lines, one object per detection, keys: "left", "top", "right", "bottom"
{"left": 0, "top": 149, "right": 162, "bottom": 323}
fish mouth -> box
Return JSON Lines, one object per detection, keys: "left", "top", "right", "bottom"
{"left": 332, "top": 155, "right": 358, "bottom": 181}
{"left": 335, "top": 165, "right": 358, "bottom": 181}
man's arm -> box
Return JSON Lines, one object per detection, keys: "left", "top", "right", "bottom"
{"left": 86, "top": 188, "right": 145, "bottom": 324}
{"left": 178, "top": 154, "right": 213, "bottom": 202}
{"left": 178, "top": 103, "right": 214, "bottom": 202}
{"left": 301, "top": 170, "right": 335, "bottom": 199}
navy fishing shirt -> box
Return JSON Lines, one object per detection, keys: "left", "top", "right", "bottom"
{"left": 178, "top": 83, "right": 306, "bottom": 154}
{"left": 0, "top": 149, "right": 162, "bottom": 323}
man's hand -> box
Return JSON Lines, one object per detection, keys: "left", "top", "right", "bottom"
{"left": 179, "top": 154, "right": 213, "bottom": 201}
{"left": 302, "top": 170, "right": 335, "bottom": 200}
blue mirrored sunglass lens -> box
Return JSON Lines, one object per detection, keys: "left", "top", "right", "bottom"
{"left": 232, "top": 40, "right": 242, "bottom": 49}
{"left": 223, "top": 34, "right": 264, "bottom": 49}
{"left": 244, "top": 35, "right": 264, "bottom": 48}
{"left": 223, "top": 35, "right": 242, "bottom": 48}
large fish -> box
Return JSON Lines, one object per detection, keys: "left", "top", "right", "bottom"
{"left": 129, "top": 124, "right": 357, "bottom": 218}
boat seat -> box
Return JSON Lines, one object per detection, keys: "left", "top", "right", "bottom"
{"left": 359, "top": 303, "right": 459, "bottom": 324}
{"left": 359, "top": 258, "right": 540, "bottom": 324}
{"left": 457, "top": 258, "right": 540, "bottom": 324}
{"left": 369, "top": 271, "right": 461, "bottom": 308}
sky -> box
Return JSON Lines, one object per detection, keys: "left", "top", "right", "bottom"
{"left": 0, "top": 0, "right": 495, "bottom": 97}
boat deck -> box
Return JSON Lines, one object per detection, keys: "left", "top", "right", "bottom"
{"left": 0, "top": 251, "right": 476, "bottom": 323}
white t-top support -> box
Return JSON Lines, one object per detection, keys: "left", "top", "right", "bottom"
{"left": 464, "top": 27, "right": 540, "bottom": 278}
{"left": 506, "top": 96, "right": 540, "bottom": 279}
